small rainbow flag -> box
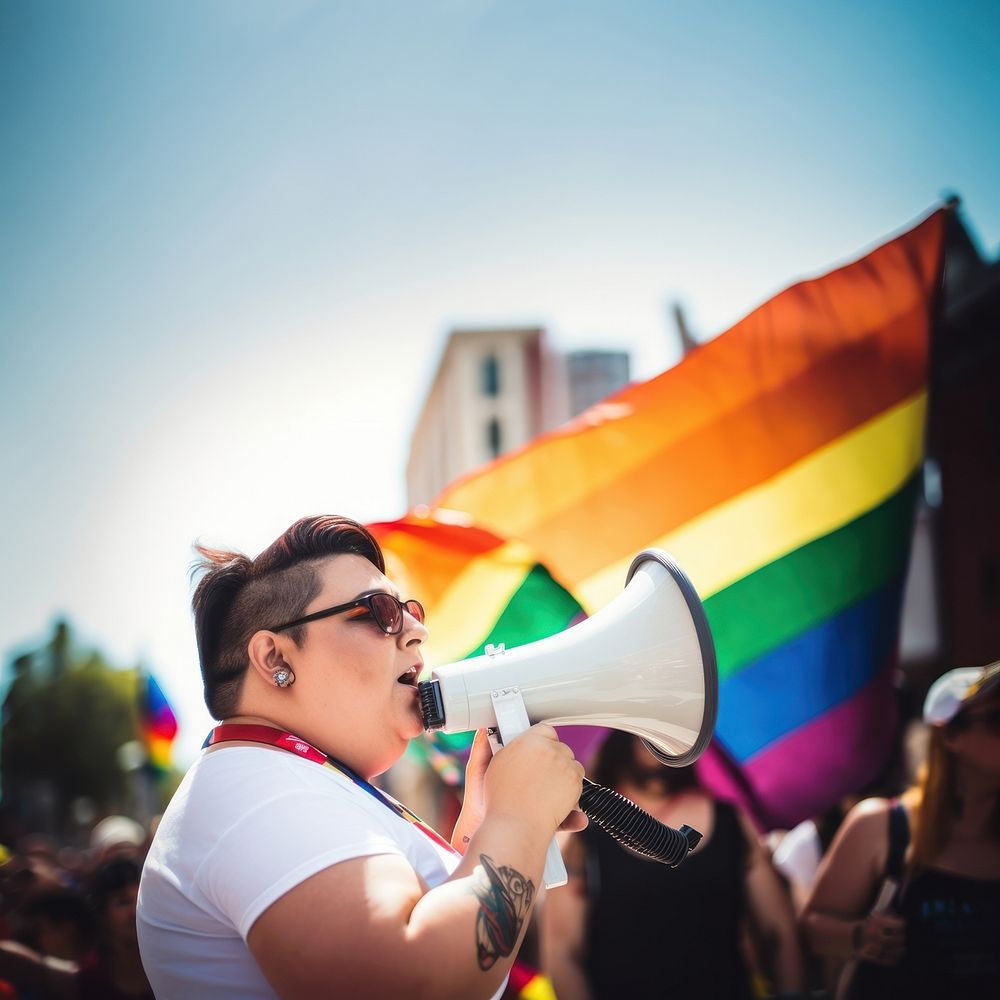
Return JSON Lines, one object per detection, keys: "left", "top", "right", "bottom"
{"left": 379, "top": 207, "right": 946, "bottom": 829}
{"left": 140, "top": 672, "right": 178, "bottom": 775}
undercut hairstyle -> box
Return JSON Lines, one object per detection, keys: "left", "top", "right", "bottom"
{"left": 191, "top": 515, "right": 385, "bottom": 719}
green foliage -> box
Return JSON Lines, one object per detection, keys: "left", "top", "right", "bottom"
{"left": 2, "top": 621, "right": 150, "bottom": 828}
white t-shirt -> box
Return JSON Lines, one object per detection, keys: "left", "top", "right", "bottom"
{"left": 138, "top": 745, "right": 493, "bottom": 999}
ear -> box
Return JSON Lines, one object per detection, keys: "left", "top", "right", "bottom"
{"left": 246, "top": 630, "right": 293, "bottom": 686}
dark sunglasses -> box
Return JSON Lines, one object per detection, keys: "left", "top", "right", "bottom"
{"left": 958, "top": 706, "right": 1000, "bottom": 734}
{"left": 270, "top": 593, "right": 425, "bottom": 636}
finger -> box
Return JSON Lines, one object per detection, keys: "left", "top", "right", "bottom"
{"left": 877, "top": 914, "right": 907, "bottom": 930}
{"left": 530, "top": 722, "right": 559, "bottom": 741}
{"left": 468, "top": 728, "right": 493, "bottom": 763}
{"left": 557, "top": 809, "right": 589, "bottom": 833}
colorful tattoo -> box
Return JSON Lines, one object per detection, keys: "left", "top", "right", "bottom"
{"left": 472, "top": 854, "right": 535, "bottom": 970}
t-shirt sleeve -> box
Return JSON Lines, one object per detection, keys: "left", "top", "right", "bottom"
{"left": 199, "top": 782, "right": 405, "bottom": 940}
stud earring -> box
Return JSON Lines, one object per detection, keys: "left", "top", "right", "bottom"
{"left": 273, "top": 668, "right": 295, "bottom": 688}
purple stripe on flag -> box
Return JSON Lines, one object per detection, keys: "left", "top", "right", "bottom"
{"left": 747, "top": 666, "right": 897, "bottom": 828}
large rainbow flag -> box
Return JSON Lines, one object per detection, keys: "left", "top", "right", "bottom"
{"left": 378, "top": 208, "right": 946, "bottom": 829}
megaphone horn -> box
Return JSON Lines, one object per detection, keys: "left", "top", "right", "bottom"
{"left": 418, "top": 548, "right": 718, "bottom": 767}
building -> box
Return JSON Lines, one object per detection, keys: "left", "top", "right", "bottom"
{"left": 406, "top": 327, "right": 630, "bottom": 507}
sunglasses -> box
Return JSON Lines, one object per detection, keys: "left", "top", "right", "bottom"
{"left": 270, "top": 593, "right": 425, "bottom": 636}
{"left": 959, "top": 706, "right": 1000, "bottom": 735}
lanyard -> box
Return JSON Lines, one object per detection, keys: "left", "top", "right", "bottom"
{"left": 206, "top": 723, "right": 458, "bottom": 855}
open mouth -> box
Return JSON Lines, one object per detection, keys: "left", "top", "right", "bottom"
{"left": 397, "top": 666, "right": 420, "bottom": 686}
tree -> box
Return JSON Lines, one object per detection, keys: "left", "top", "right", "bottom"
{"left": 1, "top": 621, "right": 156, "bottom": 839}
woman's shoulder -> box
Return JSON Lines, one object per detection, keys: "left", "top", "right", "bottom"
{"left": 160, "top": 747, "right": 376, "bottom": 841}
{"left": 840, "top": 796, "right": 897, "bottom": 831}
{"left": 818, "top": 797, "right": 898, "bottom": 878}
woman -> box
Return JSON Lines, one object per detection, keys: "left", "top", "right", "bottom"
{"left": 800, "top": 661, "right": 1000, "bottom": 999}
{"left": 136, "top": 515, "right": 585, "bottom": 1000}
{"left": 540, "top": 732, "right": 803, "bottom": 1000}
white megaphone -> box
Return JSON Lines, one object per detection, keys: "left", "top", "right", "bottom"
{"left": 418, "top": 549, "right": 718, "bottom": 887}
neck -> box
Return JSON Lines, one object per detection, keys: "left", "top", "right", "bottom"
{"left": 221, "top": 713, "right": 289, "bottom": 730}
{"left": 108, "top": 941, "right": 149, "bottom": 991}
{"left": 619, "top": 776, "right": 672, "bottom": 808}
{"left": 217, "top": 714, "right": 373, "bottom": 778}
{"left": 954, "top": 764, "right": 1000, "bottom": 833}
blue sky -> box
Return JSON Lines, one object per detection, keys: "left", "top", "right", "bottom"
{"left": 2, "top": 0, "right": 998, "bottom": 764}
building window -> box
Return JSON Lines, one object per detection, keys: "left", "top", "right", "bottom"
{"left": 486, "top": 418, "right": 503, "bottom": 458}
{"left": 481, "top": 354, "right": 500, "bottom": 397}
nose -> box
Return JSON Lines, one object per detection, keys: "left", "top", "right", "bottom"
{"left": 400, "top": 606, "right": 428, "bottom": 646}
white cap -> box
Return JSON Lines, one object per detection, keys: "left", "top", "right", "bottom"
{"left": 923, "top": 661, "right": 1000, "bottom": 726}
{"left": 90, "top": 815, "right": 145, "bottom": 852}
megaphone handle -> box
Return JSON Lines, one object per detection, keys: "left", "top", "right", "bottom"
{"left": 488, "top": 687, "right": 569, "bottom": 889}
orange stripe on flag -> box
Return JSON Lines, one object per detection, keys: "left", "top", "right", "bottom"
{"left": 433, "top": 210, "right": 944, "bottom": 592}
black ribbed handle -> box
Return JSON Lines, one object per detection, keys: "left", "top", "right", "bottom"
{"left": 578, "top": 778, "right": 702, "bottom": 866}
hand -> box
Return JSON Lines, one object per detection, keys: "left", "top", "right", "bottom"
{"left": 853, "top": 912, "right": 905, "bottom": 966}
{"left": 485, "top": 723, "right": 585, "bottom": 835}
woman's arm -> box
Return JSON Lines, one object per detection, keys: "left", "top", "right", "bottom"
{"left": 538, "top": 833, "right": 592, "bottom": 1000}
{"left": 737, "top": 812, "right": 805, "bottom": 994}
{"left": 799, "top": 798, "right": 905, "bottom": 965}
{"left": 0, "top": 941, "right": 77, "bottom": 1000}
{"left": 248, "top": 723, "right": 583, "bottom": 1000}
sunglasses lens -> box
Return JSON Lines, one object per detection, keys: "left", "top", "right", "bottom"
{"left": 405, "top": 600, "right": 425, "bottom": 624}
{"left": 370, "top": 594, "right": 403, "bottom": 634}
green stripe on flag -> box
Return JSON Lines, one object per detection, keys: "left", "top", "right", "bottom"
{"left": 463, "top": 564, "right": 583, "bottom": 660}
{"left": 706, "top": 476, "right": 920, "bottom": 681}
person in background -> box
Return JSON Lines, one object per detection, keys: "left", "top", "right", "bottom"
{"left": 801, "top": 661, "right": 1000, "bottom": 999}
{"left": 17, "top": 887, "right": 93, "bottom": 963}
{"left": 88, "top": 817, "right": 146, "bottom": 868}
{"left": 540, "top": 731, "right": 804, "bottom": 1000}
{"left": 137, "top": 515, "right": 585, "bottom": 1000}
{"left": 0, "top": 857, "right": 153, "bottom": 999}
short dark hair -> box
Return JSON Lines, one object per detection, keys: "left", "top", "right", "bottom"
{"left": 191, "top": 516, "right": 385, "bottom": 719}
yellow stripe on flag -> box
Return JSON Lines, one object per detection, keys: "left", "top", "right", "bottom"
{"left": 576, "top": 391, "right": 926, "bottom": 610}
{"left": 421, "top": 538, "right": 542, "bottom": 664}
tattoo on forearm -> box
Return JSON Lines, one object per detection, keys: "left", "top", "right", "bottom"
{"left": 472, "top": 854, "right": 535, "bottom": 970}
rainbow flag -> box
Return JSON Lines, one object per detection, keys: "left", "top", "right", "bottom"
{"left": 386, "top": 208, "right": 946, "bottom": 829}
{"left": 140, "top": 672, "right": 178, "bottom": 775}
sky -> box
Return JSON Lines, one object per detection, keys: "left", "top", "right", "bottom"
{"left": 2, "top": 0, "right": 999, "bottom": 766}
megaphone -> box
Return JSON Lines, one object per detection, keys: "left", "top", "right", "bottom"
{"left": 417, "top": 549, "right": 718, "bottom": 886}
{"left": 418, "top": 548, "right": 717, "bottom": 765}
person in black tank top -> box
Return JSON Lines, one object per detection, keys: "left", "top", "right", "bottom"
{"left": 802, "top": 661, "right": 1000, "bottom": 1000}
{"left": 541, "top": 733, "right": 804, "bottom": 1000}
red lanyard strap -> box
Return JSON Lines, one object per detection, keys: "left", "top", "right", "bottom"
{"left": 207, "top": 724, "right": 458, "bottom": 855}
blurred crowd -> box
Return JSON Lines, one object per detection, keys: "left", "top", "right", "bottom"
{"left": 0, "top": 815, "right": 154, "bottom": 999}
{"left": 0, "top": 661, "right": 996, "bottom": 1000}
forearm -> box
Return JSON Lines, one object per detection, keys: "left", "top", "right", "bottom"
{"left": 405, "top": 814, "right": 552, "bottom": 1000}
{"left": 450, "top": 801, "right": 484, "bottom": 854}
{"left": 0, "top": 941, "right": 76, "bottom": 998}
{"left": 768, "top": 928, "right": 806, "bottom": 993}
